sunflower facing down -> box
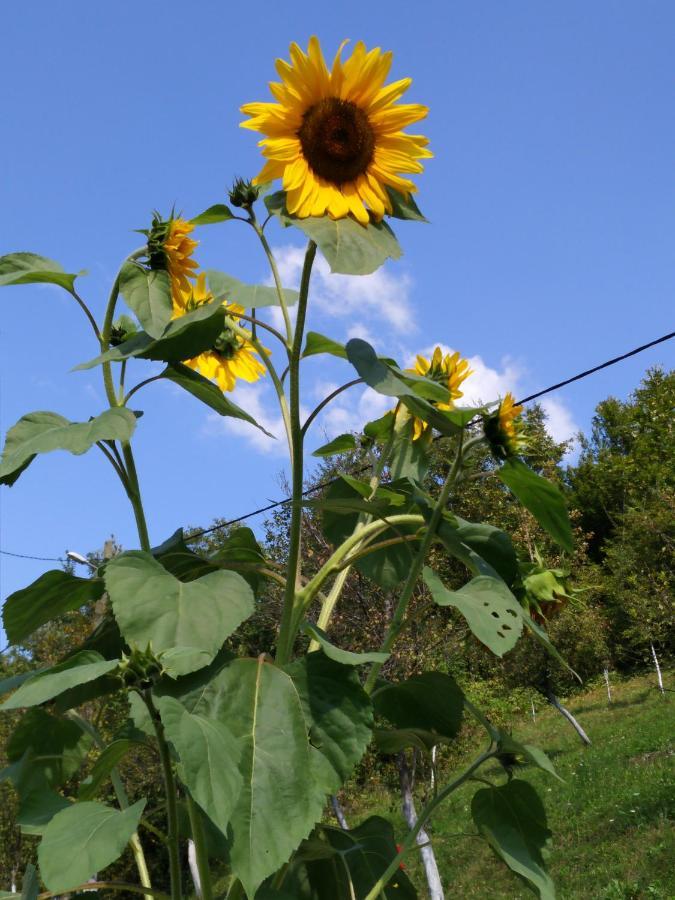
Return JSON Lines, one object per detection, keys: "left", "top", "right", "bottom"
{"left": 241, "top": 36, "right": 432, "bottom": 225}
{"left": 401, "top": 346, "right": 474, "bottom": 441}
{"left": 173, "top": 274, "right": 266, "bottom": 393}
{"left": 147, "top": 214, "right": 199, "bottom": 302}
{"left": 483, "top": 392, "right": 527, "bottom": 459}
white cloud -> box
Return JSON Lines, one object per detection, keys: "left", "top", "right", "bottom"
{"left": 203, "top": 384, "right": 286, "bottom": 455}
{"left": 267, "top": 244, "right": 414, "bottom": 336}
{"left": 540, "top": 397, "right": 578, "bottom": 444}
{"left": 311, "top": 386, "right": 390, "bottom": 442}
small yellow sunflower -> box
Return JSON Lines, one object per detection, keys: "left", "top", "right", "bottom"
{"left": 173, "top": 273, "right": 266, "bottom": 393}
{"left": 241, "top": 36, "right": 432, "bottom": 225}
{"left": 484, "top": 392, "right": 527, "bottom": 458}
{"left": 164, "top": 218, "right": 199, "bottom": 299}
{"left": 401, "top": 346, "right": 474, "bottom": 440}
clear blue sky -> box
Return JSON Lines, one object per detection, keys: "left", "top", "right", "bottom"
{"left": 1, "top": 1, "right": 673, "bottom": 632}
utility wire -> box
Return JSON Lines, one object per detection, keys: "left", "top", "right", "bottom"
{"left": 185, "top": 329, "right": 675, "bottom": 543}
{"left": 1, "top": 329, "right": 673, "bottom": 556}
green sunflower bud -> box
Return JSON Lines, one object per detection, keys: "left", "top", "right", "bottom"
{"left": 229, "top": 177, "right": 259, "bottom": 209}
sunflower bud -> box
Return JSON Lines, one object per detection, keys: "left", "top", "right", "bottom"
{"left": 483, "top": 393, "right": 527, "bottom": 461}
{"left": 118, "top": 645, "right": 162, "bottom": 689}
{"left": 110, "top": 314, "right": 138, "bottom": 347}
{"left": 229, "top": 177, "right": 259, "bottom": 210}
{"left": 146, "top": 211, "right": 172, "bottom": 271}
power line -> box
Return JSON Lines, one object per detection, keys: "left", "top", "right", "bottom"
{"left": 1, "top": 329, "right": 673, "bottom": 556}
{"left": 185, "top": 329, "right": 675, "bottom": 543}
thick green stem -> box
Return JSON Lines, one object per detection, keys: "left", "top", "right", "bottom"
{"left": 363, "top": 746, "right": 496, "bottom": 900}
{"left": 37, "top": 883, "right": 171, "bottom": 900}
{"left": 275, "top": 241, "right": 316, "bottom": 665}
{"left": 144, "top": 691, "right": 182, "bottom": 900}
{"left": 101, "top": 246, "right": 146, "bottom": 408}
{"left": 364, "top": 434, "right": 469, "bottom": 694}
{"left": 186, "top": 793, "right": 213, "bottom": 900}
{"left": 122, "top": 443, "right": 151, "bottom": 551}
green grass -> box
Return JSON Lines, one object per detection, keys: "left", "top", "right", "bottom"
{"left": 345, "top": 672, "right": 674, "bottom": 899}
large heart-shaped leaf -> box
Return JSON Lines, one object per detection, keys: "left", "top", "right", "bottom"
{"left": 1, "top": 651, "right": 120, "bottom": 709}
{"left": 3, "top": 570, "right": 104, "bottom": 644}
{"left": 106, "top": 551, "right": 255, "bottom": 677}
{"left": 455, "top": 519, "right": 519, "bottom": 587}
{"left": 157, "top": 695, "right": 242, "bottom": 834}
{"left": 0, "top": 408, "right": 137, "bottom": 486}
{"left": 161, "top": 363, "right": 274, "bottom": 436}
{"left": 206, "top": 270, "right": 299, "bottom": 308}
{"left": 0, "top": 252, "right": 82, "bottom": 293}
{"left": 38, "top": 799, "right": 146, "bottom": 892}
{"left": 195, "top": 657, "right": 322, "bottom": 898}
{"left": 284, "top": 652, "right": 373, "bottom": 798}
{"left": 119, "top": 261, "right": 172, "bottom": 338}
{"left": 424, "top": 569, "right": 523, "bottom": 656}
{"left": 471, "top": 780, "right": 555, "bottom": 900}
{"left": 498, "top": 458, "right": 574, "bottom": 554}
{"left": 74, "top": 297, "right": 226, "bottom": 370}
{"left": 266, "top": 192, "right": 402, "bottom": 275}
{"left": 373, "top": 671, "right": 464, "bottom": 751}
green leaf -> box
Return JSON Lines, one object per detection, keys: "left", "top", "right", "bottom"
{"left": 8, "top": 708, "right": 92, "bottom": 786}
{"left": 455, "top": 519, "right": 519, "bottom": 587}
{"left": 424, "top": 569, "right": 523, "bottom": 657}
{"left": 265, "top": 191, "right": 402, "bottom": 275}
{"left": 385, "top": 186, "right": 428, "bottom": 222}
{"left": 1, "top": 651, "right": 119, "bottom": 709}
{"left": 106, "top": 551, "right": 255, "bottom": 678}
{"left": 78, "top": 738, "right": 145, "bottom": 801}
{"left": 157, "top": 695, "right": 242, "bottom": 835}
{"left": 195, "top": 657, "right": 323, "bottom": 898}
{"left": 296, "top": 817, "right": 417, "bottom": 899}
{"left": 119, "top": 261, "right": 172, "bottom": 338}
{"left": 210, "top": 527, "right": 268, "bottom": 593}
{"left": 499, "top": 458, "right": 574, "bottom": 553}
{"left": 161, "top": 363, "right": 274, "bottom": 436}
{"left": 0, "top": 669, "right": 44, "bottom": 696}
{"left": 152, "top": 528, "right": 219, "bottom": 582}
{"left": 496, "top": 732, "right": 563, "bottom": 782}
{"left": 207, "top": 270, "right": 299, "bottom": 308}
{"left": 346, "top": 339, "right": 448, "bottom": 403}
{"left": 373, "top": 672, "right": 464, "bottom": 751}
{"left": 20, "top": 863, "right": 39, "bottom": 900}
{"left": 0, "top": 408, "right": 137, "bottom": 487}
{"left": 191, "top": 204, "right": 234, "bottom": 225}
{"left": 372, "top": 727, "right": 434, "bottom": 755}
{"left": 0, "top": 252, "right": 82, "bottom": 293}
{"left": 1, "top": 754, "right": 71, "bottom": 834}
{"left": 471, "top": 780, "right": 555, "bottom": 900}
{"left": 301, "top": 623, "right": 389, "bottom": 666}
{"left": 302, "top": 331, "right": 347, "bottom": 359}
{"left": 74, "top": 297, "right": 226, "bottom": 370}
{"left": 311, "top": 433, "right": 357, "bottom": 458}
{"left": 3, "top": 570, "right": 104, "bottom": 644}
{"left": 284, "top": 652, "right": 373, "bottom": 807}
{"left": 38, "top": 799, "right": 146, "bottom": 892}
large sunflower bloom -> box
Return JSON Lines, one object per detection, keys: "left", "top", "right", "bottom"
{"left": 484, "top": 392, "right": 527, "bottom": 459}
{"left": 173, "top": 274, "right": 266, "bottom": 393}
{"left": 241, "top": 36, "right": 432, "bottom": 225}
{"left": 402, "top": 346, "right": 474, "bottom": 440}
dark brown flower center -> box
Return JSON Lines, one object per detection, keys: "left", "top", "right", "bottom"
{"left": 298, "top": 97, "right": 375, "bottom": 185}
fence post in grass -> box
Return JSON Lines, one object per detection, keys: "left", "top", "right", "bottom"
{"left": 603, "top": 668, "right": 612, "bottom": 703}
{"left": 531, "top": 698, "right": 537, "bottom": 722}
{"left": 650, "top": 643, "right": 665, "bottom": 696}
{"left": 398, "top": 751, "right": 444, "bottom": 899}
{"left": 331, "top": 795, "right": 349, "bottom": 830}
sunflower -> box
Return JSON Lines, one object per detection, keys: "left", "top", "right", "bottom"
{"left": 483, "top": 392, "right": 527, "bottom": 459}
{"left": 241, "top": 36, "right": 431, "bottom": 225}
{"left": 401, "top": 346, "right": 474, "bottom": 440}
{"left": 147, "top": 213, "right": 200, "bottom": 302}
{"left": 173, "top": 273, "right": 266, "bottom": 393}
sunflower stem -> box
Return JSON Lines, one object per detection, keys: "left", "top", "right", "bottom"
{"left": 101, "top": 246, "right": 146, "bottom": 408}
{"left": 122, "top": 442, "right": 151, "bottom": 552}
{"left": 249, "top": 214, "right": 293, "bottom": 349}
{"left": 275, "top": 240, "right": 316, "bottom": 665}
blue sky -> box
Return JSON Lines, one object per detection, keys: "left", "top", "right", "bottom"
{"left": 1, "top": 1, "right": 673, "bottom": 630}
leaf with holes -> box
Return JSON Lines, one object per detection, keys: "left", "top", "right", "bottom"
{"left": 424, "top": 569, "right": 523, "bottom": 656}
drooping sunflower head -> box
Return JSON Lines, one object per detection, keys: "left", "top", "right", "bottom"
{"left": 399, "top": 346, "right": 473, "bottom": 441}
{"left": 148, "top": 213, "right": 199, "bottom": 300}
{"left": 484, "top": 392, "right": 527, "bottom": 459}
{"left": 241, "top": 36, "right": 432, "bottom": 225}
{"left": 413, "top": 347, "right": 474, "bottom": 409}
{"left": 172, "top": 274, "right": 266, "bottom": 394}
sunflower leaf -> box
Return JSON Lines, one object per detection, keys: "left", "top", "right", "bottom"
{"left": 206, "top": 270, "right": 299, "bottom": 308}
{"left": 0, "top": 408, "right": 137, "bottom": 487}
{"left": 265, "top": 192, "right": 402, "bottom": 275}
{"left": 311, "top": 434, "right": 357, "bottom": 457}
{"left": 0, "top": 252, "right": 84, "bottom": 293}
{"left": 302, "top": 331, "right": 347, "bottom": 359}
{"left": 119, "top": 261, "right": 172, "bottom": 338}
{"left": 190, "top": 204, "right": 234, "bottom": 226}
{"left": 385, "top": 187, "right": 428, "bottom": 222}
{"left": 161, "top": 364, "right": 275, "bottom": 437}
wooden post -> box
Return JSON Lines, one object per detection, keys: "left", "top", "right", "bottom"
{"left": 398, "top": 751, "right": 444, "bottom": 899}
{"left": 603, "top": 668, "right": 612, "bottom": 703}
{"left": 651, "top": 643, "right": 665, "bottom": 696}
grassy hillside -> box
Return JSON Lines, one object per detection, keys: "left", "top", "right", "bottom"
{"left": 346, "top": 672, "right": 674, "bottom": 899}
